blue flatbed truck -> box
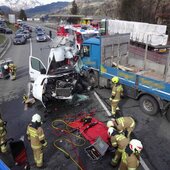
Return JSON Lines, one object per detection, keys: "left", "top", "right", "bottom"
{"left": 80, "top": 33, "right": 170, "bottom": 121}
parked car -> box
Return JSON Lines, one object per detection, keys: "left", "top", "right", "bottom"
{"left": 36, "top": 32, "right": 48, "bottom": 42}
{"left": 22, "top": 30, "right": 31, "bottom": 39}
{"left": 0, "top": 27, "right": 12, "bottom": 34}
{"left": 35, "top": 27, "right": 45, "bottom": 34}
{"left": 13, "top": 34, "right": 27, "bottom": 45}
{"left": 15, "top": 29, "right": 24, "bottom": 35}
{"left": 5, "top": 28, "right": 13, "bottom": 34}
{"left": 0, "top": 58, "right": 13, "bottom": 79}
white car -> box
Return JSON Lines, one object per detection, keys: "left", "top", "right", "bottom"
{"left": 36, "top": 32, "right": 47, "bottom": 42}
{"left": 29, "top": 45, "right": 83, "bottom": 108}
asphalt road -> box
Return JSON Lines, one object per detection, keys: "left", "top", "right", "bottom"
{"left": 0, "top": 24, "right": 170, "bottom": 170}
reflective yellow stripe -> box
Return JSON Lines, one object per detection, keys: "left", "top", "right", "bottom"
{"left": 112, "top": 142, "right": 117, "bottom": 146}
{"left": 29, "top": 128, "right": 38, "bottom": 138}
{"left": 116, "top": 134, "right": 125, "bottom": 141}
{"left": 122, "top": 152, "right": 127, "bottom": 164}
{"left": 31, "top": 144, "right": 41, "bottom": 149}
{"left": 117, "top": 118, "right": 124, "bottom": 127}
{"left": 112, "top": 99, "right": 119, "bottom": 102}
{"left": 39, "top": 134, "right": 45, "bottom": 140}
{"left": 128, "top": 168, "right": 136, "bottom": 170}
{"left": 36, "top": 153, "right": 43, "bottom": 167}
{"left": 130, "top": 118, "right": 135, "bottom": 128}
{"left": 112, "top": 91, "right": 116, "bottom": 95}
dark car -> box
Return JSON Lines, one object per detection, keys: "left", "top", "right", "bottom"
{"left": 13, "top": 34, "right": 27, "bottom": 45}
{"left": 0, "top": 27, "right": 13, "bottom": 34}
{"left": 5, "top": 28, "right": 13, "bottom": 34}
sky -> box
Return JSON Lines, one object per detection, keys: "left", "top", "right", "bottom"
{"left": 42, "top": 0, "right": 73, "bottom": 4}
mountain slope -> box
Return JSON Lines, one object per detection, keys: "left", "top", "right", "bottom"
{"left": 25, "top": 2, "right": 69, "bottom": 17}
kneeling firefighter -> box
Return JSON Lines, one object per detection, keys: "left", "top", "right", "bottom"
{"left": 119, "top": 139, "right": 143, "bottom": 170}
{"left": 26, "top": 114, "right": 47, "bottom": 168}
{"left": 107, "top": 116, "right": 135, "bottom": 138}
{"left": 108, "top": 127, "right": 129, "bottom": 167}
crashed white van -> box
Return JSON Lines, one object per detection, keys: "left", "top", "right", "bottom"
{"left": 29, "top": 37, "right": 83, "bottom": 108}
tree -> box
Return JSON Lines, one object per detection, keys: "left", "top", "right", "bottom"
{"left": 68, "top": 0, "right": 79, "bottom": 24}
{"left": 70, "top": 0, "right": 78, "bottom": 15}
{"left": 19, "top": 9, "right": 27, "bottom": 21}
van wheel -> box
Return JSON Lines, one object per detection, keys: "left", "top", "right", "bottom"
{"left": 139, "top": 95, "right": 159, "bottom": 116}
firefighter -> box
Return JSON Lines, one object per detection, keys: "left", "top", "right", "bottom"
{"left": 0, "top": 114, "right": 7, "bottom": 153}
{"left": 8, "top": 63, "right": 17, "bottom": 80}
{"left": 119, "top": 139, "right": 143, "bottom": 170}
{"left": 107, "top": 116, "right": 135, "bottom": 138}
{"left": 22, "top": 94, "right": 35, "bottom": 111}
{"left": 108, "top": 127, "right": 130, "bottom": 167}
{"left": 109, "top": 76, "right": 123, "bottom": 117}
{"left": 26, "top": 114, "right": 47, "bottom": 168}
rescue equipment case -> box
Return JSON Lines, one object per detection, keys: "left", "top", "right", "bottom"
{"left": 84, "top": 137, "right": 109, "bottom": 160}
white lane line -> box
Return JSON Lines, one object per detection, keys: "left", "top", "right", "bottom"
{"left": 93, "top": 91, "right": 150, "bottom": 170}
{"left": 30, "top": 38, "right": 32, "bottom": 56}
{"left": 94, "top": 91, "right": 111, "bottom": 116}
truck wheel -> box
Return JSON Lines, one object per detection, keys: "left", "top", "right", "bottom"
{"left": 139, "top": 95, "right": 159, "bottom": 116}
{"left": 88, "top": 72, "right": 98, "bottom": 88}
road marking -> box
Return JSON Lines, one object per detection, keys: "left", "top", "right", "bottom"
{"left": 94, "top": 91, "right": 111, "bottom": 116}
{"left": 93, "top": 91, "right": 150, "bottom": 170}
{"left": 30, "top": 38, "right": 32, "bottom": 56}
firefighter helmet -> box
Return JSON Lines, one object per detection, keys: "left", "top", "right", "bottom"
{"left": 106, "top": 119, "right": 115, "bottom": 128}
{"left": 129, "top": 139, "right": 143, "bottom": 153}
{"left": 4, "top": 65, "right": 8, "bottom": 70}
{"left": 108, "top": 127, "right": 116, "bottom": 136}
{"left": 32, "top": 113, "right": 41, "bottom": 123}
{"left": 111, "top": 76, "right": 119, "bottom": 84}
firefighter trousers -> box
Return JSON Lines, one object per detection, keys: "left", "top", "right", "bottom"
{"left": 32, "top": 147, "right": 43, "bottom": 167}
{"left": 111, "top": 99, "right": 120, "bottom": 115}
{"left": 0, "top": 135, "right": 7, "bottom": 153}
{"left": 111, "top": 149, "right": 122, "bottom": 166}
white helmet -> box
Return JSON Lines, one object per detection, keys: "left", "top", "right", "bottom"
{"left": 4, "top": 65, "right": 8, "bottom": 69}
{"left": 32, "top": 113, "right": 41, "bottom": 123}
{"left": 129, "top": 139, "right": 143, "bottom": 153}
{"left": 106, "top": 119, "right": 115, "bottom": 128}
{"left": 108, "top": 127, "right": 116, "bottom": 136}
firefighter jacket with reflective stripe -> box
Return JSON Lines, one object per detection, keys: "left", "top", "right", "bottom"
{"left": 0, "top": 119, "right": 6, "bottom": 137}
{"left": 122, "top": 151, "right": 140, "bottom": 169}
{"left": 9, "top": 64, "right": 16, "bottom": 73}
{"left": 111, "top": 134, "right": 129, "bottom": 152}
{"left": 111, "top": 84, "right": 123, "bottom": 101}
{"left": 27, "top": 124, "right": 46, "bottom": 149}
{"left": 115, "top": 117, "right": 135, "bottom": 132}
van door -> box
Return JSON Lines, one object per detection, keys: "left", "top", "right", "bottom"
{"left": 32, "top": 75, "right": 48, "bottom": 107}
{"left": 29, "top": 56, "right": 46, "bottom": 82}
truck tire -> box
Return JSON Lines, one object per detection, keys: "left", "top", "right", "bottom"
{"left": 88, "top": 72, "right": 98, "bottom": 88}
{"left": 139, "top": 95, "right": 159, "bottom": 116}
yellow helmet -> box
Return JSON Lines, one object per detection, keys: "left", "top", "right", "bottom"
{"left": 111, "top": 76, "right": 119, "bottom": 84}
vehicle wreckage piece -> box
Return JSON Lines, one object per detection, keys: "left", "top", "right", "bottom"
{"left": 28, "top": 36, "right": 88, "bottom": 108}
